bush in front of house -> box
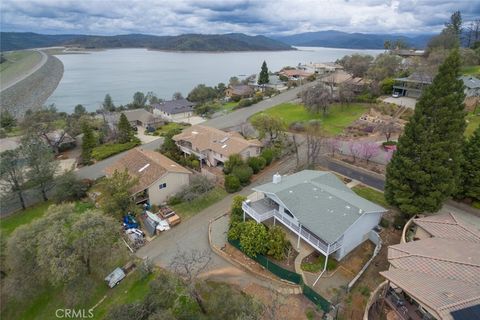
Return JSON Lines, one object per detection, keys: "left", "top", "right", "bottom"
{"left": 301, "top": 255, "right": 338, "bottom": 272}
{"left": 223, "top": 154, "right": 244, "bottom": 174}
{"left": 232, "top": 165, "right": 253, "bottom": 185}
{"left": 225, "top": 174, "right": 241, "bottom": 193}
{"left": 247, "top": 156, "right": 266, "bottom": 174}
{"left": 91, "top": 138, "right": 141, "bottom": 161}
{"left": 260, "top": 147, "right": 280, "bottom": 166}
{"left": 238, "top": 221, "right": 269, "bottom": 258}
{"left": 266, "top": 226, "right": 289, "bottom": 260}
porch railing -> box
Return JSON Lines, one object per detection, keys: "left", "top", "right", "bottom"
{"left": 242, "top": 202, "right": 274, "bottom": 222}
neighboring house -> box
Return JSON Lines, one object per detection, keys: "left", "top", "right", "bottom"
{"left": 105, "top": 148, "right": 191, "bottom": 205}
{"left": 300, "top": 62, "right": 343, "bottom": 75}
{"left": 153, "top": 99, "right": 196, "bottom": 122}
{"left": 393, "top": 72, "right": 433, "bottom": 98}
{"left": 248, "top": 75, "right": 287, "bottom": 90}
{"left": 278, "top": 69, "right": 313, "bottom": 80}
{"left": 393, "top": 74, "right": 480, "bottom": 99}
{"left": 319, "top": 70, "right": 368, "bottom": 92}
{"left": 242, "top": 170, "right": 387, "bottom": 262}
{"left": 380, "top": 212, "right": 480, "bottom": 320}
{"left": 390, "top": 49, "right": 425, "bottom": 57}
{"left": 44, "top": 130, "right": 76, "bottom": 151}
{"left": 172, "top": 125, "right": 262, "bottom": 167}
{"left": 225, "top": 85, "right": 254, "bottom": 99}
{"left": 103, "top": 109, "right": 163, "bottom": 129}
{"left": 459, "top": 75, "right": 480, "bottom": 97}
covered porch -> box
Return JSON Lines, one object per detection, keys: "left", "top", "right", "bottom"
{"left": 242, "top": 199, "right": 343, "bottom": 258}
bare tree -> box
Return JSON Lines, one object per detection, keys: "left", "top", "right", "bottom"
{"left": 378, "top": 120, "right": 398, "bottom": 142}
{"left": 338, "top": 83, "right": 355, "bottom": 108}
{"left": 305, "top": 121, "right": 324, "bottom": 165}
{"left": 0, "top": 149, "right": 27, "bottom": 209}
{"left": 292, "top": 134, "right": 300, "bottom": 168}
{"left": 301, "top": 85, "right": 333, "bottom": 116}
{"left": 169, "top": 249, "right": 212, "bottom": 313}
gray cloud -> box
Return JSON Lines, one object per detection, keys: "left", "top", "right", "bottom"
{"left": 1, "top": 0, "right": 479, "bottom": 36}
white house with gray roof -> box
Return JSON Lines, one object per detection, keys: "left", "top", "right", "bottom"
{"left": 153, "top": 99, "right": 196, "bottom": 122}
{"left": 242, "top": 170, "right": 387, "bottom": 261}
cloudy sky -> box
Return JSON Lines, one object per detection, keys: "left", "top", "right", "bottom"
{"left": 1, "top": 0, "right": 479, "bottom": 36}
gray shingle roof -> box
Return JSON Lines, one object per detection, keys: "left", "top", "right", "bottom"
{"left": 154, "top": 99, "right": 196, "bottom": 114}
{"left": 460, "top": 76, "right": 480, "bottom": 89}
{"left": 253, "top": 170, "right": 386, "bottom": 243}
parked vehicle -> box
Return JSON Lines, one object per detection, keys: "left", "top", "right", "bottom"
{"left": 158, "top": 206, "right": 181, "bottom": 226}
{"left": 105, "top": 267, "right": 126, "bottom": 288}
{"left": 392, "top": 92, "right": 400, "bottom": 98}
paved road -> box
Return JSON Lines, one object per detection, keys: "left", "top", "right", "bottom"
{"left": 205, "top": 81, "right": 318, "bottom": 130}
{"left": 136, "top": 155, "right": 298, "bottom": 288}
{"left": 1, "top": 50, "right": 48, "bottom": 92}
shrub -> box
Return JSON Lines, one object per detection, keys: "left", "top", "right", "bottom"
{"left": 225, "top": 175, "right": 241, "bottom": 193}
{"left": 237, "top": 99, "right": 254, "bottom": 109}
{"left": 223, "top": 154, "right": 244, "bottom": 174}
{"left": 247, "top": 156, "right": 266, "bottom": 174}
{"left": 260, "top": 148, "right": 274, "bottom": 165}
{"left": 266, "top": 226, "right": 289, "bottom": 260}
{"left": 231, "top": 195, "right": 247, "bottom": 224}
{"left": 53, "top": 171, "right": 90, "bottom": 203}
{"left": 289, "top": 121, "right": 306, "bottom": 132}
{"left": 380, "top": 78, "right": 395, "bottom": 94}
{"left": 239, "top": 221, "right": 269, "bottom": 257}
{"left": 228, "top": 221, "right": 246, "bottom": 241}
{"left": 175, "top": 175, "right": 215, "bottom": 202}
{"left": 382, "top": 140, "right": 397, "bottom": 147}
{"left": 167, "top": 195, "right": 183, "bottom": 206}
{"left": 91, "top": 138, "right": 140, "bottom": 160}
{"left": 232, "top": 165, "right": 253, "bottom": 185}
{"left": 301, "top": 255, "right": 337, "bottom": 272}
{"left": 356, "top": 91, "right": 377, "bottom": 103}
{"left": 231, "top": 95, "right": 242, "bottom": 102}
{"left": 379, "top": 217, "right": 390, "bottom": 228}
{"left": 393, "top": 214, "right": 408, "bottom": 230}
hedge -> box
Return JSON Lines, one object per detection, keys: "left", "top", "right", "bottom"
{"left": 92, "top": 139, "right": 140, "bottom": 160}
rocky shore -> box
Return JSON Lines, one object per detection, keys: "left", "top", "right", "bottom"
{"left": 1, "top": 53, "right": 64, "bottom": 118}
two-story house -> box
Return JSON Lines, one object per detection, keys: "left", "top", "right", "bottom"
{"left": 105, "top": 148, "right": 191, "bottom": 205}
{"left": 172, "top": 125, "right": 262, "bottom": 167}
{"left": 153, "top": 99, "right": 196, "bottom": 122}
{"left": 242, "top": 170, "right": 387, "bottom": 265}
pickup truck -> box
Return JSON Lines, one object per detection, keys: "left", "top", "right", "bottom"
{"left": 158, "top": 206, "right": 181, "bottom": 226}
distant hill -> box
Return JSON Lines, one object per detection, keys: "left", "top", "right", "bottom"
{"left": 273, "top": 30, "right": 434, "bottom": 49}
{"left": 1, "top": 32, "right": 294, "bottom": 52}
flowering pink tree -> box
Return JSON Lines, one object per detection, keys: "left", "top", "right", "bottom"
{"left": 348, "top": 140, "right": 363, "bottom": 163}
{"left": 360, "top": 141, "right": 380, "bottom": 164}
{"left": 325, "top": 138, "right": 342, "bottom": 157}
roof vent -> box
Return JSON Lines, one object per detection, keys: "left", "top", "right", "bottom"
{"left": 192, "top": 131, "right": 198, "bottom": 134}
{"left": 313, "top": 187, "right": 318, "bottom": 191}
{"left": 273, "top": 173, "right": 281, "bottom": 184}
{"left": 289, "top": 190, "right": 293, "bottom": 194}
{"left": 346, "top": 205, "right": 351, "bottom": 209}
{"left": 328, "top": 196, "right": 333, "bottom": 199}
{"left": 138, "top": 163, "right": 150, "bottom": 172}
{"left": 221, "top": 144, "right": 227, "bottom": 149}
{"left": 359, "top": 209, "right": 363, "bottom": 214}
{"left": 220, "top": 137, "right": 229, "bottom": 143}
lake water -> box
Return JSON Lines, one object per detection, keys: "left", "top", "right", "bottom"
{"left": 46, "top": 47, "right": 382, "bottom": 112}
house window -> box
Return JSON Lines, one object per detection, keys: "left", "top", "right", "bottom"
{"left": 284, "top": 209, "right": 294, "bottom": 218}
{"left": 159, "top": 183, "right": 167, "bottom": 189}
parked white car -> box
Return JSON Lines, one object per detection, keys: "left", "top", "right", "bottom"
{"left": 105, "top": 267, "right": 126, "bottom": 288}
{"left": 392, "top": 92, "right": 400, "bottom": 98}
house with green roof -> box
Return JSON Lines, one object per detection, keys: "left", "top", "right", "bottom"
{"left": 242, "top": 170, "right": 387, "bottom": 262}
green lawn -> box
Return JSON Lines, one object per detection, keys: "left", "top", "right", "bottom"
{"left": 466, "top": 112, "right": 480, "bottom": 137}
{"left": 252, "top": 103, "right": 368, "bottom": 135}
{"left": 92, "top": 140, "right": 141, "bottom": 160}
{"left": 221, "top": 101, "right": 239, "bottom": 112}
{"left": 461, "top": 65, "right": 480, "bottom": 77}
{"left": 0, "top": 201, "right": 52, "bottom": 237}
{"left": 352, "top": 185, "right": 389, "bottom": 208}
{"left": 153, "top": 122, "right": 189, "bottom": 136}
{"left": 0, "top": 50, "right": 43, "bottom": 87}
{"left": 172, "top": 187, "right": 227, "bottom": 219}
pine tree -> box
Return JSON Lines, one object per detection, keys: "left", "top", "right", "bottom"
{"left": 81, "top": 123, "right": 96, "bottom": 164}
{"left": 117, "top": 113, "right": 133, "bottom": 143}
{"left": 103, "top": 94, "right": 115, "bottom": 112}
{"left": 258, "top": 61, "right": 269, "bottom": 85}
{"left": 461, "top": 126, "right": 480, "bottom": 201}
{"left": 385, "top": 49, "right": 466, "bottom": 216}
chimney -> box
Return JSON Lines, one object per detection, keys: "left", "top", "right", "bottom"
{"left": 272, "top": 173, "right": 281, "bottom": 184}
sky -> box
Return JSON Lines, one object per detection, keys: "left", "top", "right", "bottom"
{"left": 1, "top": 0, "right": 479, "bottom": 36}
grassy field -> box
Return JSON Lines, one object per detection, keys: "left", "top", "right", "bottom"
{"left": 252, "top": 103, "right": 368, "bottom": 135}
{"left": 461, "top": 65, "right": 480, "bottom": 77}
{"left": 466, "top": 112, "right": 480, "bottom": 137}
{"left": 352, "top": 185, "right": 389, "bottom": 208}
{"left": 173, "top": 187, "right": 227, "bottom": 219}
{"left": 0, "top": 50, "right": 43, "bottom": 87}
{"left": 0, "top": 201, "right": 52, "bottom": 237}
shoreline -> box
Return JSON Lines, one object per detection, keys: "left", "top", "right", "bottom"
{"left": 1, "top": 51, "right": 64, "bottom": 118}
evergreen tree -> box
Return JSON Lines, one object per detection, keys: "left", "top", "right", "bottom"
{"left": 385, "top": 49, "right": 466, "bottom": 216}
{"left": 81, "top": 123, "right": 96, "bottom": 164}
{"left": 117, "top": 113, "right": 133, "bottom": 143}
{"left": 258, "top": 61, "right": 269, "bottom": 85}
{"left": 461, "top": 127, "right": 480, "bottom": 201}
{"left": 103, "top": 94, "right": 115, "bottom": 112}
